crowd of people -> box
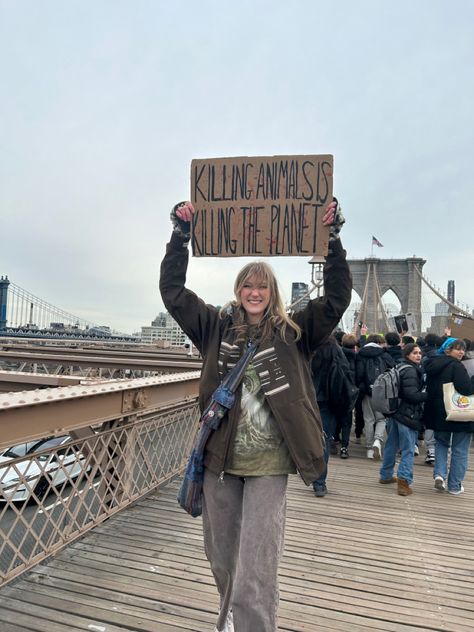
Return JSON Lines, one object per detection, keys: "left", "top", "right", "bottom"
{"left": 312, "top": 328, "right": 474, "bottom": 498}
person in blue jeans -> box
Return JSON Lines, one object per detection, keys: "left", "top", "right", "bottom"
{"left": 379, "top": 343, "right": 427, "bottom": 496}
{"left": 423, "top": 338, "right": 474, "bottom": 495}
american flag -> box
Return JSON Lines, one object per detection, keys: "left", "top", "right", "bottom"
{"left": 372, "top": 235, "right": 384, "bottom": 247}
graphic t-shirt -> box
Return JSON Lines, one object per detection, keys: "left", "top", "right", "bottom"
{"left": 226, "top": 363, "right": 296, "bottom": 476}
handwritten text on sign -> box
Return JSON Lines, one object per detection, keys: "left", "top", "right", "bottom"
{"left": 190, "top": 155, "right": 333, "bottom": 257}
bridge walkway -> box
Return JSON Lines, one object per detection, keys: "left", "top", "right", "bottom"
{"left": 1, "top": 442, "right": 473, "bottom": 631}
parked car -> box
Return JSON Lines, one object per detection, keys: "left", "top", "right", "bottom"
{"left": 0, "top": 435, "right": 85, "bottom": 503}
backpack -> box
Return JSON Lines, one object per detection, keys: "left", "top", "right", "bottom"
{"left": 364, "top": 355, "right": 387, "bottom": 389}
{"left": 327, "top": 359, "right": 360, "bottom": 417}
{"left": 358, "top": 352, "right": 395, "bottom": 396}
{"left": 371, "top": 365, "right": 410, "bottom": 416}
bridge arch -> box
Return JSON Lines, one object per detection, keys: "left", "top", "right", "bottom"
{"left": 347, "top": 257, "right": 426, "bottom": 334}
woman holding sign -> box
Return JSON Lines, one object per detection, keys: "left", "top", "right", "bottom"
{"left": 160, "top": 198, "right": 350, "bottom": 632}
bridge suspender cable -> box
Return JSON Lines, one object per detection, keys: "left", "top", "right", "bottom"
{"left": 414, "top": 267, "right": 471, "bottom": 319}
{"left": 353, "top": 264, "right": 371, "bottom": 334}
{"left": 372, "top": 265, "right": 390, "bottom": 332}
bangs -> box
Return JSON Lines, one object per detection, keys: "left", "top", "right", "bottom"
{"left": 235, "top": 262, "right": 276, "bottom": 293}
{"left": 243, "top": 266, "right": 271, "bottom": 286}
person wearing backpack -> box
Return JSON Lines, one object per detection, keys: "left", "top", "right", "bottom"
{"left": 378, "top": 343, "right": 428, "bottom": 495}
{"left": 355, "top": 334, "right": 395, "bottom": 459}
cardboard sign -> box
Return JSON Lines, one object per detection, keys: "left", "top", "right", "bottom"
{"left": 393, "top": 313, "right": 417, "bottom": 335}
{"left": 450, "top": 314, "right": 474, "bottom": 340}
{"left": 190, "top": 155, "right": 333, "bottom": 257}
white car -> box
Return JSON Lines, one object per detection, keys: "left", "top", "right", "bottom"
{"left": 0, "top": 435, "right": 85, "bottom": 503}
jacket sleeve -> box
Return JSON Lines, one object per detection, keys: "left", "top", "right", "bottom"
{"left": 401, "top": 366, "right": 428, "bottom": 404}
{"left": 452, "top": 362, "right": 474, "bottom": 396}
{"left": 159, "top": 232, "right": 219, "bottom": 354}
{"left": 293, "top": 239, "right": 352, "bottom": 356}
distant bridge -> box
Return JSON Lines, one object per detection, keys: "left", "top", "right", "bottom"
{"left": 0, "top": 276, "right": 134, "bottom": 340}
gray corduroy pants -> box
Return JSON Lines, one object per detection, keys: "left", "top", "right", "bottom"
{"left": 202, "top": 470, "right": 288, "bottom": 632}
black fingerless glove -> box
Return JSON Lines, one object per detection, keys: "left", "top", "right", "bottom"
{"left": 328, "top": 197, "right": 345, "bottom": 242}
{"left": 170, "top": 201, "right": 191, "bottom": 241}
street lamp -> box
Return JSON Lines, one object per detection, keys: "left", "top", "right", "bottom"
{"left": 308, "top": 255, "right": 325, "bottom": 296}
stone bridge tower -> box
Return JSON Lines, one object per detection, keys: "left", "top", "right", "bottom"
{"left": 0, "top": 276, "right": 10, "bottom": 330}
{"left": 347, "top": 257, "right": 426, "bottom": 334}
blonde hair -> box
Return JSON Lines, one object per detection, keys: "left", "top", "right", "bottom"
{"left": 220, "top": 261, "right": 301, "bottom": 343}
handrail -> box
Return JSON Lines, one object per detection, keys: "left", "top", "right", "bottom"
{"left": 0, "top": 376, "right": 200, "bottom": 588}
{"left": 0, "top": 372, "right": 200, "bottom": 450}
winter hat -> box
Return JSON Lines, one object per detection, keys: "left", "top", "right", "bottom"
{"left": 437, "top": 337, "right": 458, "bottom": 355}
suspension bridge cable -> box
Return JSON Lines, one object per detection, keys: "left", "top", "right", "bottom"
{"left": 7, "top": 282, "right": 99, "bottom": 329}
{"left": 373, "top": 266, "right": 390, "bottom": 332}
{"left": 352, "top": 264, "right": 371, "bottom": 334}
{"left": 414, "top": 267, "right": 470, "bottom": 318}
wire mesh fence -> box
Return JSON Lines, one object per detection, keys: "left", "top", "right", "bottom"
{"left": 0, "top": 401, "right": 199, "bottom": 587}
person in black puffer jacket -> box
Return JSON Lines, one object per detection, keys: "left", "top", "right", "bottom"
{"left": 335, "top": 333, "right": 359, "bottom": 457}
{"left": 420, "top": 333, "right": 444, "bottom": 465}
{"left": 423, "top": 338, "right": 474, "bottom": 495}
{"left": 311, "top": 336, "right": 352, "bottom": 495}
{"left": 379, "top": 343, "right": 427, "bottom": 495}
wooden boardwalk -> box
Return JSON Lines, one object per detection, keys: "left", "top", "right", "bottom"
{"left": 1, "top": 443, "right": 473, "bottom": 631}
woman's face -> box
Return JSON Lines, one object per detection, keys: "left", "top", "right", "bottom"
{"left": 239, "top": 275, "right": 271, "bottom": 325}
{"left": 447, "top": 346, "right": 465, "bottom": 360}
{"left": 407, "top": 346, "right": 422, "bottom": 364}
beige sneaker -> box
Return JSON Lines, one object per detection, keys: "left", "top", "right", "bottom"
{"left": 372, "top": 439, "right": 382, "bottom": 460}
{"left": 434, "top": 476, "right": 446, "bottom": 492}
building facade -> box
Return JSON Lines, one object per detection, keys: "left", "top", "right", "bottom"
{"left": 140, "top": 312, "right": 187, "bottom": 346}
{"left": 291, "top": 282, "right": 310, "bottom": 312}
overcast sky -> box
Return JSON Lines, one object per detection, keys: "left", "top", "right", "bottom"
{"left": 1, "top": 0, "right": 473, "bottom": 333}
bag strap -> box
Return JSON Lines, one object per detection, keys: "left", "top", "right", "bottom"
{"left": 204, "top": 340, "right": 259, "bottom": 416}
{"left": 221, "top": 340, "right": 259, "bottom": 394}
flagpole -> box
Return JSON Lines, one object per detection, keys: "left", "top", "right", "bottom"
{"left": 371, "top": 238, "right": 374, "bottom": 257}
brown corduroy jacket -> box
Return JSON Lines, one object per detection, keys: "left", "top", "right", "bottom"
{"left": 160, "top": 232, "right": 352, "bottom": 485}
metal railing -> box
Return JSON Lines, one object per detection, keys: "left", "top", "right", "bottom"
{"left": 0, "top": 373, "right": 200, "bottom": 588}
{"left": 0, "top": 348, "right": 202, "bottom": 378}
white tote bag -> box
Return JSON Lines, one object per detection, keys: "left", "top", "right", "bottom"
{"left": 443, "top": 382, "right": 474, "bottom": 422}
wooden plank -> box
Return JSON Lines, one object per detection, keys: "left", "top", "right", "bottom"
{"left": 0, "top": 595, "right": 125, "bottom": 631}
{"left": 0, "top": 624, "right": 43, "bottom": 632}
{"left": 6, "top": 583, "right": 208, "bottom": 632}
{"left": 0, "top": 439, "right": 473, "bottom": 631}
